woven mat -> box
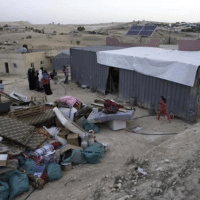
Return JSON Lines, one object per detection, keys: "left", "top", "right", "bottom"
{"left": 9, "top": 109, "right": 56, "bottom": 126}
{"left": 0, "top": 116, "right": 47, "bottom": 150}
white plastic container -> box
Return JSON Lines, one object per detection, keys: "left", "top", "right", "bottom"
{"left": 88, "top": 138, "right": 94, "bottom": 146}
{"left": 106, "top": 120, "right": 126, "bottom": 131}
{"left": 81, "top": 140, "right": 88, "bottom": 150}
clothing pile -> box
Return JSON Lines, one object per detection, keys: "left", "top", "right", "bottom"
{"left": 103, "top": 99, "right": 124, "bottom": 114}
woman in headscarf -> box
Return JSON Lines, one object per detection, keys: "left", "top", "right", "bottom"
{"left": 27, "top": 68, "right": 32, "bottom": 90}
{"left": 28, "top": 67, "right": 36, "bottom": 90}
{"left": 34, "top": 70, "right": 39, "bottom": 91}
{"left": 42, "top": 70, "right": 52, "bottom": 95}
{"left": 38, "top": 69, "right": 44, "bottom": 92}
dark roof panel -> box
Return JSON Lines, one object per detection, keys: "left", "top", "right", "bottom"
{"left": 71, "top": 45, "right": 125, "bottom": 52}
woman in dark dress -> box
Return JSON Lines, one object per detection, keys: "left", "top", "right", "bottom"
{"left": 41, "top": 70, "right": 52, "bottom": 95}
{"left": 28, "top": 67, "right": 36, "bottom": 90}
{"left": 27, "top": 68, "right": 32, "bottom": 90}
{"left": 34, "top": 70, "right": 39, "bottom": 91}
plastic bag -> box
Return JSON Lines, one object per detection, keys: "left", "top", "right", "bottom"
{"left": 82, "top": 142, "right": 104, "bottom": 164}
{"left": 25, "top": 159, "right": 37, "bottom": 174}
{"left": 0, "top": 170, "right": 17, "bottom": 182}
{"left": 62, "top": 149, "right": 86, "bottom": 164}
{"left": 0, "top": 181, "right": 9, "bottom": 200}
{"left": 82, "top": 119, "right": 100, "bottom": 133}
{"left": 9, "top": 170, "right": 29, "bottom": 200}
{"left": 46, "top": 163, "right": 62, "bottom": 182}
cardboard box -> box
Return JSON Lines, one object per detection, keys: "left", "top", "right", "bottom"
{"left": 57, "top": 128, "right": 70, "bottom": 139}
{"left": 67, "top": 133, "right": 79, "bottom": 146}
{"left": 106, "top": 120, "right": 126, "bottom": 131}
{"left": 0, "top": 154, "right": 8, "bottom": 166}
{"left": 60, "top": 144, "right": 83, "bottom": 154}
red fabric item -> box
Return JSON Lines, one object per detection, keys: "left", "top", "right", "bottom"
{"left": 9, "top": 155, "right": 19, "bottom": 161}
{"left": 41, "top": 169, "right": 49, "bottom": 185}
{"left": 22, "top": 153, "right": 29, "bottom": 159}
{"left": 104, "top": 99, "right": 124, "bottom": 109}
{"left": 51, "top": 142, "right": 62, "bottom": 150}
{"left": 32, "top": 156, "right": 43, "bottom": 165}
{"left": 160, "top": 100, "right": 167, "bottom": 110}
{"left": 42, "top": 77, "right": 49, "bottom": 85}
{"left": 103, "top": 99, "right": 124, "bottom": 114}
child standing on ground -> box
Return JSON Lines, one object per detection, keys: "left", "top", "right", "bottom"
{"left": 63, "top": 66, "right": 68, "bottom": 84}
{"left": 0, "top": 80, "right": 5, "bottom": 93}
{"left": 157, "top": 96, "right": 174, "bottom": 121}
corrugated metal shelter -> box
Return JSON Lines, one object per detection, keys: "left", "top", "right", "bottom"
{"left": 70, "top": 45, "right": 200, "bottom": 123}
{"left": 70, "top": 46, "right": 124, "bottom": 93}
{"left": 52, "top": 52, "right": 70, "bottom": 70}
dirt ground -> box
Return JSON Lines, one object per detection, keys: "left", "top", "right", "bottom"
{"left": 1, "top": 74, "right": 195, "bottom": 200}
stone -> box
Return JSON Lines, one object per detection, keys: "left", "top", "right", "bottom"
{"left": 117, "top": 195, "right": 130, "bottom": 200}
{"left": 117, "top": 183, "right": 122, "bottom": 189}
{"left": 118, "top": 180, "right": 122, "bottom": 183}
{"left": 112, "top": 188, "right": 116, "bottom": 192}
{"left": 156, "top": 167, "right": 164, "bottom": 171}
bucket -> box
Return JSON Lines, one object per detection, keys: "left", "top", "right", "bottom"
{"left": 61, "top": 162, "right": 72, "bottom": 171}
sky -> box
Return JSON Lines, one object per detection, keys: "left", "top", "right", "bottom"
{"left": 1, "top": 0, "right": 200, "bottom": 24}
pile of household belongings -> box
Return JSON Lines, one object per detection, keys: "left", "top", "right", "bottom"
{"left": 0, "top": 95, "right": 107, "bottom": 200}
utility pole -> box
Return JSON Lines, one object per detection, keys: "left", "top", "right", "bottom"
{"left": 169, "top": 24, "right": 172, "bottom": 44}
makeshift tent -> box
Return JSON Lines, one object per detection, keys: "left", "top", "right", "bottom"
{"left": 97, "top": 47, "right": 200, "bottom": 87}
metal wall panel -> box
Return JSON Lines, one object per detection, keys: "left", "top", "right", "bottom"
{"left": 119, "top": 68, "right": 198, "bottom": 122}
{"left": 70, "top": 48, "right": 110, "bottom": 93}
{"left": 52, "top": 55, "right": 70, "bottom": 70}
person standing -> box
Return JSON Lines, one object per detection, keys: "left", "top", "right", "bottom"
{"left": 28, "top": 67, "right": 36, "bottom": 90}
{"left": 63, "top": 66, "right": 68, "bottom": 84}
{"left": 0, "top": 80, "right": 5, "bottom": 93}
{"left": 42, "top": 70, "right": 52, "bottom": 95}
{"left": 34, "top": 70, "right": 39, "bottom": 91}
{"left": 27, "top": 68, "right": 32, "bottom": 90}
{"left": 50, "top": 69, "right": 58, "bottom": 84}
{"left": 52, "top": 69, "right": 58, "bottom": 84}
{"left": 38, "top": 69, "right": 44, "bottom": 92}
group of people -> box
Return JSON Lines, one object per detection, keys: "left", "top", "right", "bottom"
{"left": 27, "top": 67, "right": 54, "bottom": 95}
{"left": 27, "top": 65, "right": 69, "bottom": 95}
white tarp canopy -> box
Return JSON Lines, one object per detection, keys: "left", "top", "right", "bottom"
{"left": 96, "top": 47, "right": 200, "bottom": 87}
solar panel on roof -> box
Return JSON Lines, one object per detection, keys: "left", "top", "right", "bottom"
{"left": 142, "top": 25, "right": 157, "bottom": 31}
{"left": 139, "top": 31, "right": 154, "bottom": 36}
{"left": 126, "top": 25, "right": 157, "bottom": 37}
{"left": 130, "top": 26, "right": 143, "bottom": 31}
{"left": 126, "top": 31, "right": 140, "bottom": 35}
